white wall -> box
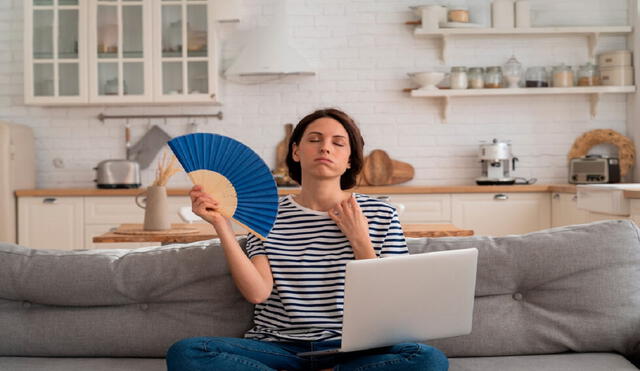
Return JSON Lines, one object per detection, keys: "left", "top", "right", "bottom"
{"left": 0, "top": 0, "right": 632, "bottom": 188}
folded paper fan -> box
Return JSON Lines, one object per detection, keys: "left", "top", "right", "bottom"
{"left": 168, "top": 133, "right": 279, "bottom": 240}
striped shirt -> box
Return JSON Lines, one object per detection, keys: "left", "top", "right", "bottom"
{"left": 243, "top": 193, "right": 408, "bottom": 342}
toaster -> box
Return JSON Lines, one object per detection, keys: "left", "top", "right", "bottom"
{"left": 94, "top": 159, "right": 141, "bottom": 189}
{"left": 569, "top": 155, "right": 620, "bottom": 184}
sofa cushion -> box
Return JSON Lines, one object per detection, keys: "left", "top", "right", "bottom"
{"left": 0, "top": 357, "right": 165, "bottom": 371}
{"left": 448, "top": 352, "right": 639, "bottom": 371}
{"left": 409, "top": 220, "right": 640, "bottom": 363}
{"left": 0, "top": 239, "right": 254, "bottom": 357}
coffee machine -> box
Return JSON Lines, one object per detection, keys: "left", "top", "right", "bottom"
{"left": 476, "top": 139, "right": 519, "bottom": 185}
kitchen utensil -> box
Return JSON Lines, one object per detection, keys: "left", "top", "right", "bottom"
{"left": 408, "top": 71, "right": 445, "bottom": 90}
{"left": 94, "top": 159, "right": 141, "bottom": 189}
{"left": 128, "top": 125, "right": 172, "bottom": 169}
{"left": 476, "top": 138, "right": 519, "bottom": 185}
{"left": 362, "top": 150, "right": 415, "bottom": 186}
{"left": 167, "top": 133, "right": 278, "bottom": 240}
{"left": 363, "top": 150, "right": 393, "bottom": 186}
{"left": 135, "top": 185, "right": 171, "bottom": 230}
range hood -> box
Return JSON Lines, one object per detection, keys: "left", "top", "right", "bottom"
{"left": 223, "top": 0, "right": 315, "bottom": 80}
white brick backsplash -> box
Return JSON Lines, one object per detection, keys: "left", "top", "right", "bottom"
{"left": 0, "top": 0, "right": 634, "bottom": 187}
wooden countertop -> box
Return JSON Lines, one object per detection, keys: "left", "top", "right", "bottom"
{"left": 93, "top": 223, "right": 474, "bottom": 244}
{"left": 16, "top": 184, "right": 577, "bottom": 197}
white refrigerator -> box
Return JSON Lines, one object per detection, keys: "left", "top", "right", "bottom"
{"left": 0, "top": 121, "right": 36, "bottom": 244}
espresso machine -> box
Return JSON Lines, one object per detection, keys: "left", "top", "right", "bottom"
{"left": 476, "top": 139, "right": 519, "bottom": 185}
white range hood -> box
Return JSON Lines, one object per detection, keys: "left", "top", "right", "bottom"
{"left": 224, "top": 0, "right": 315, "bottom": 80}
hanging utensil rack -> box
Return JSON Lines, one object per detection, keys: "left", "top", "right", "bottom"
{"left": 98, "top": 112, "right": 224, "bottom": 122}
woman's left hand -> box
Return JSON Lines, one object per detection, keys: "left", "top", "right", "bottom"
{"left": 329, "top": 197, "right": 375, "bottom": 258}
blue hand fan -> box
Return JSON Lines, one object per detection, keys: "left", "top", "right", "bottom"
{"left": 168, "top": 133, "right": 279, "bottom": 240}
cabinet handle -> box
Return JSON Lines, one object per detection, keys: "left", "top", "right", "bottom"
{"left": 571, "top": 195, "right": 578, "bottom": 202}
{"left": 494, "top": 193, "right": 509, "bottom": 201}
{"left": 43, "top": 198, "right": 57, "bottom": 204}
{"left": 552, "top": 193, "right": 560, "bottom": 200}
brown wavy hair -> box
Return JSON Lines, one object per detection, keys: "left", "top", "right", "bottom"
{"left": 286, "top": 108, "right": 365, "bottom": 190}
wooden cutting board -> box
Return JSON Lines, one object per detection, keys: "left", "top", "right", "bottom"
{"left": 361, "top": 150, "right": 414, "bottom": 186}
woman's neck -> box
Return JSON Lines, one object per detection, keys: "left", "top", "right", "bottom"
{"left": 295, "top": 178, "right": 351, "bottom": 212}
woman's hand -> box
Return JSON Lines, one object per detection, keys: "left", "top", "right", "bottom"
{"left": 329, "top": 197, "right": 376, "bottom": 259}
{"left": 190, "top": 185, "right": 229, "bottom": 229}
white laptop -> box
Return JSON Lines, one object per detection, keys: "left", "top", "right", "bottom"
{"left": 297, "top": 248, "right": 478, "bottom": 357}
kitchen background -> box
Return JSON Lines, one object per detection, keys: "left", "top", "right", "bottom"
{"left": 0, "top": 0, "right": 633, "bottom": 188}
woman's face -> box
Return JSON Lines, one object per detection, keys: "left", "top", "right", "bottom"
{"left": 292, "top": 117, "right": 351, "bottom": 181}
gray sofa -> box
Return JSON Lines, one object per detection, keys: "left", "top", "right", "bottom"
{"left": 1, "top": 220, "right": 639, "bottom": 370}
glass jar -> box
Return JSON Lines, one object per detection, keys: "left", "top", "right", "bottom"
{"left": 503, "top": 55, "right": 523, "bottom": 88}
{"left": 450, "top": 66, "right": 468, "bottom": 89}
{"left": 468, "top": 67, "right": 485, "bottom": 89}
{"left": 552, "top": 64, "right": 574, "bottom": 87}
{"left": 484, "top": 66, "right": 503, "bottom": 88}
{"left": 525, "top": 66, "right": 549, "bottom": 87}
{"left": 577, "top": 62, "right": 600, "bottom": 86}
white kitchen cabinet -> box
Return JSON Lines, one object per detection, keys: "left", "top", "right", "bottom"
{"left": 551, "top": 192, "right": 590, "bottom": 227}
{"left": 152, "top": 0, "right": 220, "bottom": 103}
{"left": 451, "top": 193, "right": 551, "bottom": 236}
{"left": 24, "top": 0, "right": 88, "bottom": 104}
{"left": 18, "top": 196, "right": 84, "bottom": 250}
{"left": 379, "top": 194, "right": 451, "bottom": 223}
{"left": 25, "top": 0, "right": 221, "bottom": 105}
{"left": 88, "top": 0, "right": 154, "bottom": 103}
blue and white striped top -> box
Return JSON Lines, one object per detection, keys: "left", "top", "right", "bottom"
{"left": 243, "top": 193, "right": 408, "bottom": 342}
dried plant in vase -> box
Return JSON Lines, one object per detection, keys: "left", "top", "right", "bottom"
{"left": 134, "top": 151, "right": 181, "bottom": 231}
{"left": 153, "top": 151, "right": 181, "bottom": 186}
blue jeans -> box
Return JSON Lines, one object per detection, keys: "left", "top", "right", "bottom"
{"left": 166, "top": 336, "right": 448, "bottom": 371}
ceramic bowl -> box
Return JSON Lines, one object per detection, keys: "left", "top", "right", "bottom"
{"left": 408, "top": 72, "right": 445, "bottom": 90}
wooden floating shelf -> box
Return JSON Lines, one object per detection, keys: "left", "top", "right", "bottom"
{"left": 407, "top": 86, "right": 636, "bottom": 122}
{"left": 413, "top": 26, "right": 633, "bottom": 62}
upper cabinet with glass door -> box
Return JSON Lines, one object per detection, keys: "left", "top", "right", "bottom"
{"left": 24, "top": 0, "right": 88, "bottom": 104}
{"left": 25, "top": 0, "right": 224, "bottom": 105}
{"left": 153, "top": 0, "right": 220, "bottom": 104}
{"left": 89, "top": 0, "right": 153, "bottom": 103}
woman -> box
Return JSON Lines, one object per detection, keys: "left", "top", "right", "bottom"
{"left": 166, "top": 108, "right": 449, "bottom": 371}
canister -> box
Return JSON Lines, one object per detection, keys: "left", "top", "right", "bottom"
{"left": 600, "top": 66, "right": 634, "bottom": 86}
{"left": 515, "top": 1, "right": 530, "bottom": 28}
{"left": 492, "top": 0, "right": 515, "bottom": 29}
{"left": 598, "top": 50, "right": 632, "bottom": 67}
{"left": 421, "top": 5, "right": 447, "bottom": 30}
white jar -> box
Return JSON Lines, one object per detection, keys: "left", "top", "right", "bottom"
{"left": 515, "top": 1, "right": 530, "bottom": 28}
{"left": 450, "top": 66, "right": 469, "bottom": 89}
{"left": 421, "top": 5, "right": 447, "bottom": 30}
{"left": 492, "top": 0, "right": 515, "bottom": 29}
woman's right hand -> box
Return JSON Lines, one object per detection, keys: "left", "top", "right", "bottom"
{"left": 190, "top": 185, "right": 229, "bottom": 228}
